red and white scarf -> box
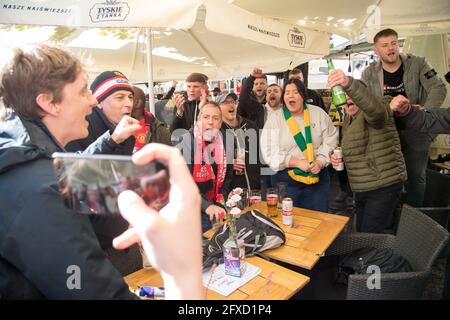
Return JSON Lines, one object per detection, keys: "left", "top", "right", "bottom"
{"left": 192, "top": 125, "right": 227, "bottom": 201}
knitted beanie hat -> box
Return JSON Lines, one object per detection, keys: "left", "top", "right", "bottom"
{"left": 90, "top": 70, "right": 133, "bottom": 103}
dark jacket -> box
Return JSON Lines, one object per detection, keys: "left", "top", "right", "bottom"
{"left": 66, "top": 107, "right": 135, "bottom": 154}
{"left": 176, "top": 129, "right": 233, "bottom": 212}
{"left": 139, "top": 110, "right": 172, "bottom": 146}
{"left": 221, "top": 115, "right": 261, "bottom": 190}
{"left": 341, "top": 78, "right": 407, "bottom": 192}
{"left": 306, "top": 89, "right": 327, "bottom": 112}
{"left": 238, "top": 76, "right": 266, "bottom": 129}
{"left": 170, "top": 99, "right": 201, "bottom": 133}
{"left": 402, "top": 106, "right": 450, "bottom": 134}
{"left": 162, "top": 86, "right": 176, "bottom": 100}
{"left": 0, "top": 113, "right": 136, "bottom": 299}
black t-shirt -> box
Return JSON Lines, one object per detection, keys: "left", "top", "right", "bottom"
{"left": 383, "top": 64, "right": 407, "bottom": 98}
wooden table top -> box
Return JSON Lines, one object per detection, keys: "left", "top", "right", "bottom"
{"left": 124, "top": 256, "right": 310, "bottom": 300}
{"left": 205, "top": 202, "right": 349, "bottom": 270}
{"left": 432, "top": 162, "right": 450, "bottom": 172}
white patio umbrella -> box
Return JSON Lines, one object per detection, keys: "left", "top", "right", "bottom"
{"left": 0, "top": 0, "right": 330, "bottom": 112}
{"left": 230, "top": 0, "right": 450, "bottom": 42}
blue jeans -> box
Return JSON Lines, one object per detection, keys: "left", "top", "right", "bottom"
{"left": 271, "top": 169, "right": 330, "bottom": 212}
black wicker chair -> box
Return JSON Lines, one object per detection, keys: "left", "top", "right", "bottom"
{"left": 326, "top": 204, "right": 449, "bottom": 300}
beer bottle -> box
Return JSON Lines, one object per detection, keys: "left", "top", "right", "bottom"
{"left": 327, "top": 59, "right": 347, "bottom": 106}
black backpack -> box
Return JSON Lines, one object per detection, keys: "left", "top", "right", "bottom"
{"left": 334, "top": 247, "right": 413, "bottom": 285}
{"left": 202, "top": 210, "right": 286, "bottom": 270}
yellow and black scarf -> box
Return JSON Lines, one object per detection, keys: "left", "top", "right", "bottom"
{"left": 283, "top": 105, "right": 319, "bottom": 185}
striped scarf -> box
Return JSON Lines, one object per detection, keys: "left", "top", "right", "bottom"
{"left": 283, "top": 105, "right": 319, "bottom": 184}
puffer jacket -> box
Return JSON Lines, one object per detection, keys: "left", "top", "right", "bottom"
{"left": 341, "top": 77, "right": 407, "bottom": 192}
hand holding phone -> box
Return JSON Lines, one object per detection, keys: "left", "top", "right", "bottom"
{"left": 53, "top": 153, "right": 170, "bottom": 215}
{"left": 113, "top": 144, "right": 204, "bottom": 299}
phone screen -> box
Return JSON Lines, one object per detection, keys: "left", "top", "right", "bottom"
{"left": 52, "top": 153, "right": 170, "bottom": 215}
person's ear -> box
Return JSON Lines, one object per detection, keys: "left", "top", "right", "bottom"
{"left": 373, "top": 45, "right": 380, "bottom": 56}
{"left": 36, "top": 93, "right": 59, "bottom": 116}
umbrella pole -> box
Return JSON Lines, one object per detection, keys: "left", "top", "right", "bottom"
{"left": 146, "top": 28, "right": 155, "bottom": 115}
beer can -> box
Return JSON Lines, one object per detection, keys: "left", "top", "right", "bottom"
{"left": 282, "top": 197, "right": 293, "bottom": 226}
{"left": 333, "top": 147, "right": 344, "bottom": 171}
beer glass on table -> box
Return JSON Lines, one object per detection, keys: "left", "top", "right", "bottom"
{"left": 266, "top": 187, "right": 278, "bottom": 218}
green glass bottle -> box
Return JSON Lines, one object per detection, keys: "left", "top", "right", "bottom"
{"left": 327, "top": 59, "right": 347, "bottom": 106}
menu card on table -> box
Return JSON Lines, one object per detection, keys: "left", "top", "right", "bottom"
{"left": 202, "top": 262, "right": 261, "bottom": 296}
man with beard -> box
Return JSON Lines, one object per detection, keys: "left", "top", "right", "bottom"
{"left": 264, "top": 84, "right": 283, "bottom": 121}
{"left": 238, "top": 68, "right": 268, "bottom": 130}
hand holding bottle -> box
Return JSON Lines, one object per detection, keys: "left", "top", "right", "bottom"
{"left": 326, "top": 61, "right": 347, "bottom": 106}
{"left": 327, "top": 69, "right": 350, "bottom": 88}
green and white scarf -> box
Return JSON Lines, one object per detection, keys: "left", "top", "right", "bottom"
{"left": 283, "top": 105, "right": 319, "bottom": 185}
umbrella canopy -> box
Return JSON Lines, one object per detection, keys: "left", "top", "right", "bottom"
{"left": 0, "top": 0, "right": 330, "bottom": 81}
{"left": 230, "top": 0, "right": 450, "bottom": 42}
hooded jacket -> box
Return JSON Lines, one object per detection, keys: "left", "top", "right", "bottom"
{"left": 0, "top": 112, "right": 136, "bottom": 299}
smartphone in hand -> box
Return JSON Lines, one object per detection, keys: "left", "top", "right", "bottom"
{"left": 52, "top": 153, "right": 170, "bottom": 215}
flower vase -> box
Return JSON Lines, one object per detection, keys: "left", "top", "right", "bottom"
{"left": 223, "top": 226, "right": 246, "bottom": 277}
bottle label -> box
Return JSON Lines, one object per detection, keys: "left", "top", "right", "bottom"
{"left": 332, "top": 86, "right": 347, "bottom": 106}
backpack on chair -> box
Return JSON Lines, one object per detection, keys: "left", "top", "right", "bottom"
{"left": 334, "top": 247, "right": 413, "bottom": 285}
{"left": 202, "top": 210, "right": 286, "bottom": 270}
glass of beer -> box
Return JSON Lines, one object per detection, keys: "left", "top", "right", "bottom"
{"left": 266, "top": 187, "right": 278, "bottom": 218}
{"left": 249, "top": 189, "right": 262, "bottom": 205}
